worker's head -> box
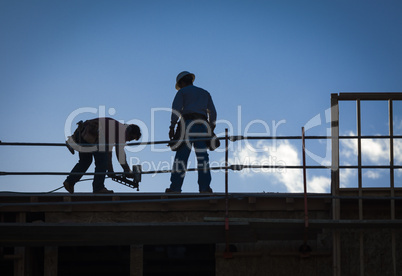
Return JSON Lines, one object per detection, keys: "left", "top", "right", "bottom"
{"left": 125, "top": 124, "right": 141, "bottom": 141}
{"left": 175, "top": 71, "right": 195, "bottom": 90}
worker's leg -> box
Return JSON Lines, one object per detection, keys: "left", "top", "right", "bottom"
{"left": 169, "top": 143, "right": 192, "bottom": 192}
{"left": 92, "top": 151, "right": 109, "bottom": 192}
{"left": 65, "top": 152, "right": 93, "bottom": 186}
{"left": 106, "top": 152, "right": 115, "bottom": 177}
{"left": 192, "top": 123, "right": 212, "bottom": 192}
{"left": 194, "top": 143, "right": 211, "bottom": 192}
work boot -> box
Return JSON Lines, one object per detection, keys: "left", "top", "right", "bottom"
{"left": 200, "top": 187, "right": 213, "bottom": 194}
{"left": 63, "top": 181, "right": 74, "bottom": 194}
{"left": 94, "top": 187, "right": 114, "bottom": 194}
{"left": 165, "top": 188, "right": 181, "bottom": 194}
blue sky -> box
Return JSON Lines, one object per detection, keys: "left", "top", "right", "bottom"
{"left": 0, "top": 0, "right": 401, "bottom": 193}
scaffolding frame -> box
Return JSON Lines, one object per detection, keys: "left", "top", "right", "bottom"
{"left": 1, "top": 93, "right": 402, "bottom": 275}
{"left": 330, "top": 92, "right": 402, "bottom": 276}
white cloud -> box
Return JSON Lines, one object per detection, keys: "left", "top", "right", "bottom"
{"left": 394, "top": 118, "right": 402, "bottom": 133}
{"left": 230, "top": 141, "right": 330, "bottom": 193}
{"left": 361, "top": 139, "right": 389, "bottom": 163}
{"left": 394, "top": 140, "right": 402, "bottom": 164}
{"left": 339, "top": 131, "right": 402, "bottom": 187}
{"left": 364, "top": 170, "right": 381, "bottom": 179}
{"left": 308, "top": 176, "right": 331, "bottom": 193}
{"left": 228, "top": 132, "right": 398, "bottom": 192}
{"left": 340, "top": 135, "right": 357, "bottom": 159}
{"left": 339, "top": 167, "right": 357, "bottom": 188}
{"left": 340, "top": 131, "right": 389, "bottom": 164}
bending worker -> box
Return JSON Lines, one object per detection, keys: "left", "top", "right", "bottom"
{"left": 64, "top": 117, "right": 141, "bottom": 194}
{"left": 166, "top": 71, "right": 217, "bottom": 193}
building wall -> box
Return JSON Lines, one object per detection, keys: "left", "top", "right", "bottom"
{"left": 1, "top": 193, "right": 401, "bottom": 275}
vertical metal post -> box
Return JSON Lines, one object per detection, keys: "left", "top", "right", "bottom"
{"left": 356, "top": 99, "right": 364, "bottom": 276}
{"left": 389, "top": 100, "right": 397, "bottom": 276}
{"left": 14, "top": 212, "right": 26, "bottom": 276}
{"left": 302, "top": 127, "right": 309, "bottom": 231}
{"left": 389, "top": 99, "right": 395, "bottom": 219}
{"left": 357, "top": 99, "right": 363, "bottom": 218}
{"left": 301, "top": 127, "right": 312, "bottom": 258}
{"left": 130, "top": 244, "right": 143, "bottom": 276}
{"left": 223, "top": 128, "right": 232, "bottom": 258}
{"left": 331, "top": 94, "right": 341, "bottom": 276}
{"left": 331, "top": 94, "right": 340, "bottom": 214}
{"left": 44, "top": 246, "right": 58, "bottom": 276}
{"left": 225, "top": 128, "right": 229, "bottom": 207}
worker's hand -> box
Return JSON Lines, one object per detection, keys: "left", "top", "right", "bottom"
{"left": 65, "top": 140, "right": 75, "bottom": 155}
{"left": 125, "top": 171, "right": 135, "bottom": 179}
{"left": 209, "top": 122, "right": 216, "bottom": 133}
{"left": 169, "top": 127, "right": 175, "bottom": 140}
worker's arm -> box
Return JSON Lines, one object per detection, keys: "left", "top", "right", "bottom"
{"left": 115, "top": 146, "right": 134, "bottom": 178}
{"left": 170, "top": 91, "right": 183, "bottom": 129}
{"left": 115, "top": 145, "right": 130, "bottom": 173}
{"left": 111, "top": 119, "right": 133, "bottom": 177}
{"left": 207, "top": 93, "right": 217, "bottom": 131}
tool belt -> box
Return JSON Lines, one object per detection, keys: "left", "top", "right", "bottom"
{"left": 65, "top": 120, "right": 100, "bottom": 154}
{"left": 182, "top": 113, "right": 208, "bottom": 121}
{"left": 182, "top": 113, "right": 219, "bottom": 150}
{"left": 168, "top": 121, "right": 185, "bottom": 151}
{"left": 168, "top": 115, "right": 220, "bottom": 152}
{"left": 74, "top": 120, "right": 99, "bottom": 144}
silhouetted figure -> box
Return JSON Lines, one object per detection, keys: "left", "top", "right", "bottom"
{"left": 166, "top": 71, "right": 217, "bottom": 193}
{"left": 64, "top": 117, "right": 141, "bottom": 194}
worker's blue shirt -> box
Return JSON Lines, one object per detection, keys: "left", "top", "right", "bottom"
{"left": 170, "top": 85, "right": 217, "bottom": 127}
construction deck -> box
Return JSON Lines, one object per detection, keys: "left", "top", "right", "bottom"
{"left": 1, "top": 190, "right": 401, "bottom": 275}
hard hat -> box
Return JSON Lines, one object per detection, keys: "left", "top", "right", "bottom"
{"left": 175, "top": 71, "right": 195, "bottom": 90}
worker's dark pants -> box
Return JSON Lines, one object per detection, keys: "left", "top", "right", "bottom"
{"left": 169, "top": 120, "right": 211, "bottom": 192}
{"left": 65, "top": 150, "right": 108, "bottom": 192}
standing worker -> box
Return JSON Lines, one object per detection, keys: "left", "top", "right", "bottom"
{"left": 64, "top": 117, "right": 141, "bottom": 194}
{"left": 166, "top": 71, "right": 217, "bottom": 193}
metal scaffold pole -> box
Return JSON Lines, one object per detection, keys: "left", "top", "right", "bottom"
{"left": 223, "top": 128, "right": 232, "bottom": 258}
{"left": 331, "top": 93, "right": 341, "bottom": 276}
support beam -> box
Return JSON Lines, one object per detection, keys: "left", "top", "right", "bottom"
{"left": 14, "top": 212, "right": 26, "bottom": 276}
{"left": 130, "top": 244, "right": 143, "bottom": 276}
{"left": 13, "top": 247, "right": 25, "bottom": 276}
{"left": 356, "top": 99, "right": 365, "bottom": 276}
{"left": 44, "top": 246, "right": 58, "bottom": 276}
{"left": 337, "top": 93, "right": 402, "bottom": 101}
{"left": 0, "top": 222, "right": 253, "bottom": 246}
{"left": 331, "top": 93, "right": 341, "bottom": 276}
{"left": 389, "top": 100, "right": 397, "bottom": 276}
